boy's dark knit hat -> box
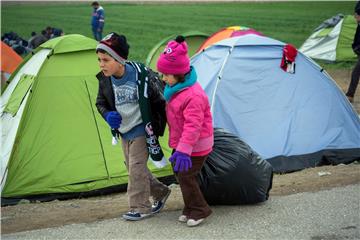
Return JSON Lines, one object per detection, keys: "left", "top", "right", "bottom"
{"left": 96, "top": 32, "right": 130, "bottom": 64}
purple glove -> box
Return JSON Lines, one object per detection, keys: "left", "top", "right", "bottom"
{"left": 104, "top": 111, "right": 122, "bottom": 129}
{"left": 169, "top": 151, "right": 192, "bottom": 172}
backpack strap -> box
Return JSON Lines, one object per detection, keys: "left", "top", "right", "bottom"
{"left": 128, "top": 61, "right": 167, "bottom": 168}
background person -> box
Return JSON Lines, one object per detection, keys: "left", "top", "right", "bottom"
{"left": 91, "top": 1, "right": 105, "bottom": 41}
{"left": 346, "top": 1, "right": 360, "bottom": 103}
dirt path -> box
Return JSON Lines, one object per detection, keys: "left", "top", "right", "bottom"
{"left": 2, "top": 163, "right": 359, "bottom": 234}
{"left": 1, "top": 69, "right": 359, "bottom": 234}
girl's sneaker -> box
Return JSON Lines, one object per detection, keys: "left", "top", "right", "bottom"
{"left": 187, "top": 218, "right": 204, "bottom": 227}
{"left": 178, "top": 215, "right": 188, "bottom": 222}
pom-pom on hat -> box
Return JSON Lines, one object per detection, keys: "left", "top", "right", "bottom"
{"left": 96, "top": 32, "right": 130, "bottom": 64}
{"left": 156, "top": 35, "right": 190, "bottom": 75}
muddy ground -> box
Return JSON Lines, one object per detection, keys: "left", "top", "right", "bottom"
{"left": 1, "top": 69, "right": 360, "bottom": 234}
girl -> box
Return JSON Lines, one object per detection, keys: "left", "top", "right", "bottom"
{"left": 156, "top": 36, "right": 214, "bottom": 227}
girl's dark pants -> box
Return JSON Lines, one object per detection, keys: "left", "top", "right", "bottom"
{"left": 174, "top": 155, "right": 212, "bottom": 220}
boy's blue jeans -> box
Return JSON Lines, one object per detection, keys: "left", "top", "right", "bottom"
{"left": 92, "top": 28, "right": 103, "bottom": 41}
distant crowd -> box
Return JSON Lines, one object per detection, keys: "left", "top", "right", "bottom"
{"left": 1, "top": 26, "right": 64, "bottom": 56}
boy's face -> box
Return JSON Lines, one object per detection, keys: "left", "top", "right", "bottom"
{"left": 161, "top": 73, "right": 177, "bottom": 86}
{"left": 97, "top": 52, "right": 124, "bottom": 77}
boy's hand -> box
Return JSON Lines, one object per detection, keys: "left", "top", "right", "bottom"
{"left": 105, "top": 111, "right": 122, "bottom": 129}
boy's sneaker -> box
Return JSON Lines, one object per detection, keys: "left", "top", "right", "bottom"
{"left": 187, "top": 218, "right": 205, "bottom": 227}
{"left": 151, "top": 189, "right": 171, "bottom": 214}
{"left": 122, "top": 211, "right": 151, "bottom": 221}
{"left": 178, "top": 215, "right": 188, "bottom": 223}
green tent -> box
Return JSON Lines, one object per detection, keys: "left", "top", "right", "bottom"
{"left": 146, "top": 31, "right": 209, "bottom": 70}
{"left": 1, "top": 34, "right": 173, "bottom": 203}
{"left": 300, "top": 14, "right": 357, "bottom": 62}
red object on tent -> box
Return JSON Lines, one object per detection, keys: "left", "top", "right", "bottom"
{"left": 280, "top": 44, "right": 298, "bottom": 73}
{"left": 196, "top": 26, "right": 263, "bottom": 53}
{"left": 1, "top": 41, "right": 22, "bottom": 75}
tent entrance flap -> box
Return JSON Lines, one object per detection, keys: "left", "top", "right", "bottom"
{"left": 4, "top": 74, "right": 35, "bottom": 116}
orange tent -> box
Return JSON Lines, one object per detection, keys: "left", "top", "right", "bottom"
{"left": 196, "top": 26, "right": 263, "bottom": 53}
{"left": 1, "top": 41, "right": 22, "bottom": 75}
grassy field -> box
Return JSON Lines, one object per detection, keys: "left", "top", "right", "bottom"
{"left": 1, "top": 1, "right": 356, "bottom": 68}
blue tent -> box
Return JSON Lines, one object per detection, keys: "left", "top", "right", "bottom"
{"left": 191, "top": 34, "right": 360, "bottom": 173}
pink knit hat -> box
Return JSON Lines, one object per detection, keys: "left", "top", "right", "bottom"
{"left": 156, "top": 36, "right": 190, "bottom": 75}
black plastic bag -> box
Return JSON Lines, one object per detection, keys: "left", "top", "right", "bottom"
{"left": 198, "top": 128, "right": 273, "bottom": 205}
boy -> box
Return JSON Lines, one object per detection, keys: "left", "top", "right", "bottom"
{"left": 95, "top": 32, "right": 170, "bottom": 221}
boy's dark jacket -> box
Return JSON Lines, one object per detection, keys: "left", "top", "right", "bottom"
{"left": 95, "top": 61, "right": 167, "bottom": 137}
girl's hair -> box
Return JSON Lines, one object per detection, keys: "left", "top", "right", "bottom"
{"left": 173, "top": 68, "right": 191, "bottom": 83}
{"left": 174, "top": 74, "right": 185, "bottom": 83}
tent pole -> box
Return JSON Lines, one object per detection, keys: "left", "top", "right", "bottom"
{"left": 84, "top": 80, "right": 110, "bottom": 179}
{"left": 210, "top": 45, "right": 234, "bottom": 113}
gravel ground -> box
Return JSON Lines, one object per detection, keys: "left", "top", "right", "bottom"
{"left": 3, "top": 184, "right": 360, "bottom": 240}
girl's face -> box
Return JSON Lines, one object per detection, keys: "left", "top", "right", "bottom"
{"left": 161, "top": 73, "right": 177, "bottom": 86}
{"left": 97, "top": 52, "right": 124, "bottom": 77}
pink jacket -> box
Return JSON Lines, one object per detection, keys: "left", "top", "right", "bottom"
{"left": 166, "top": 82, "right": 214, "bottom": 156}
